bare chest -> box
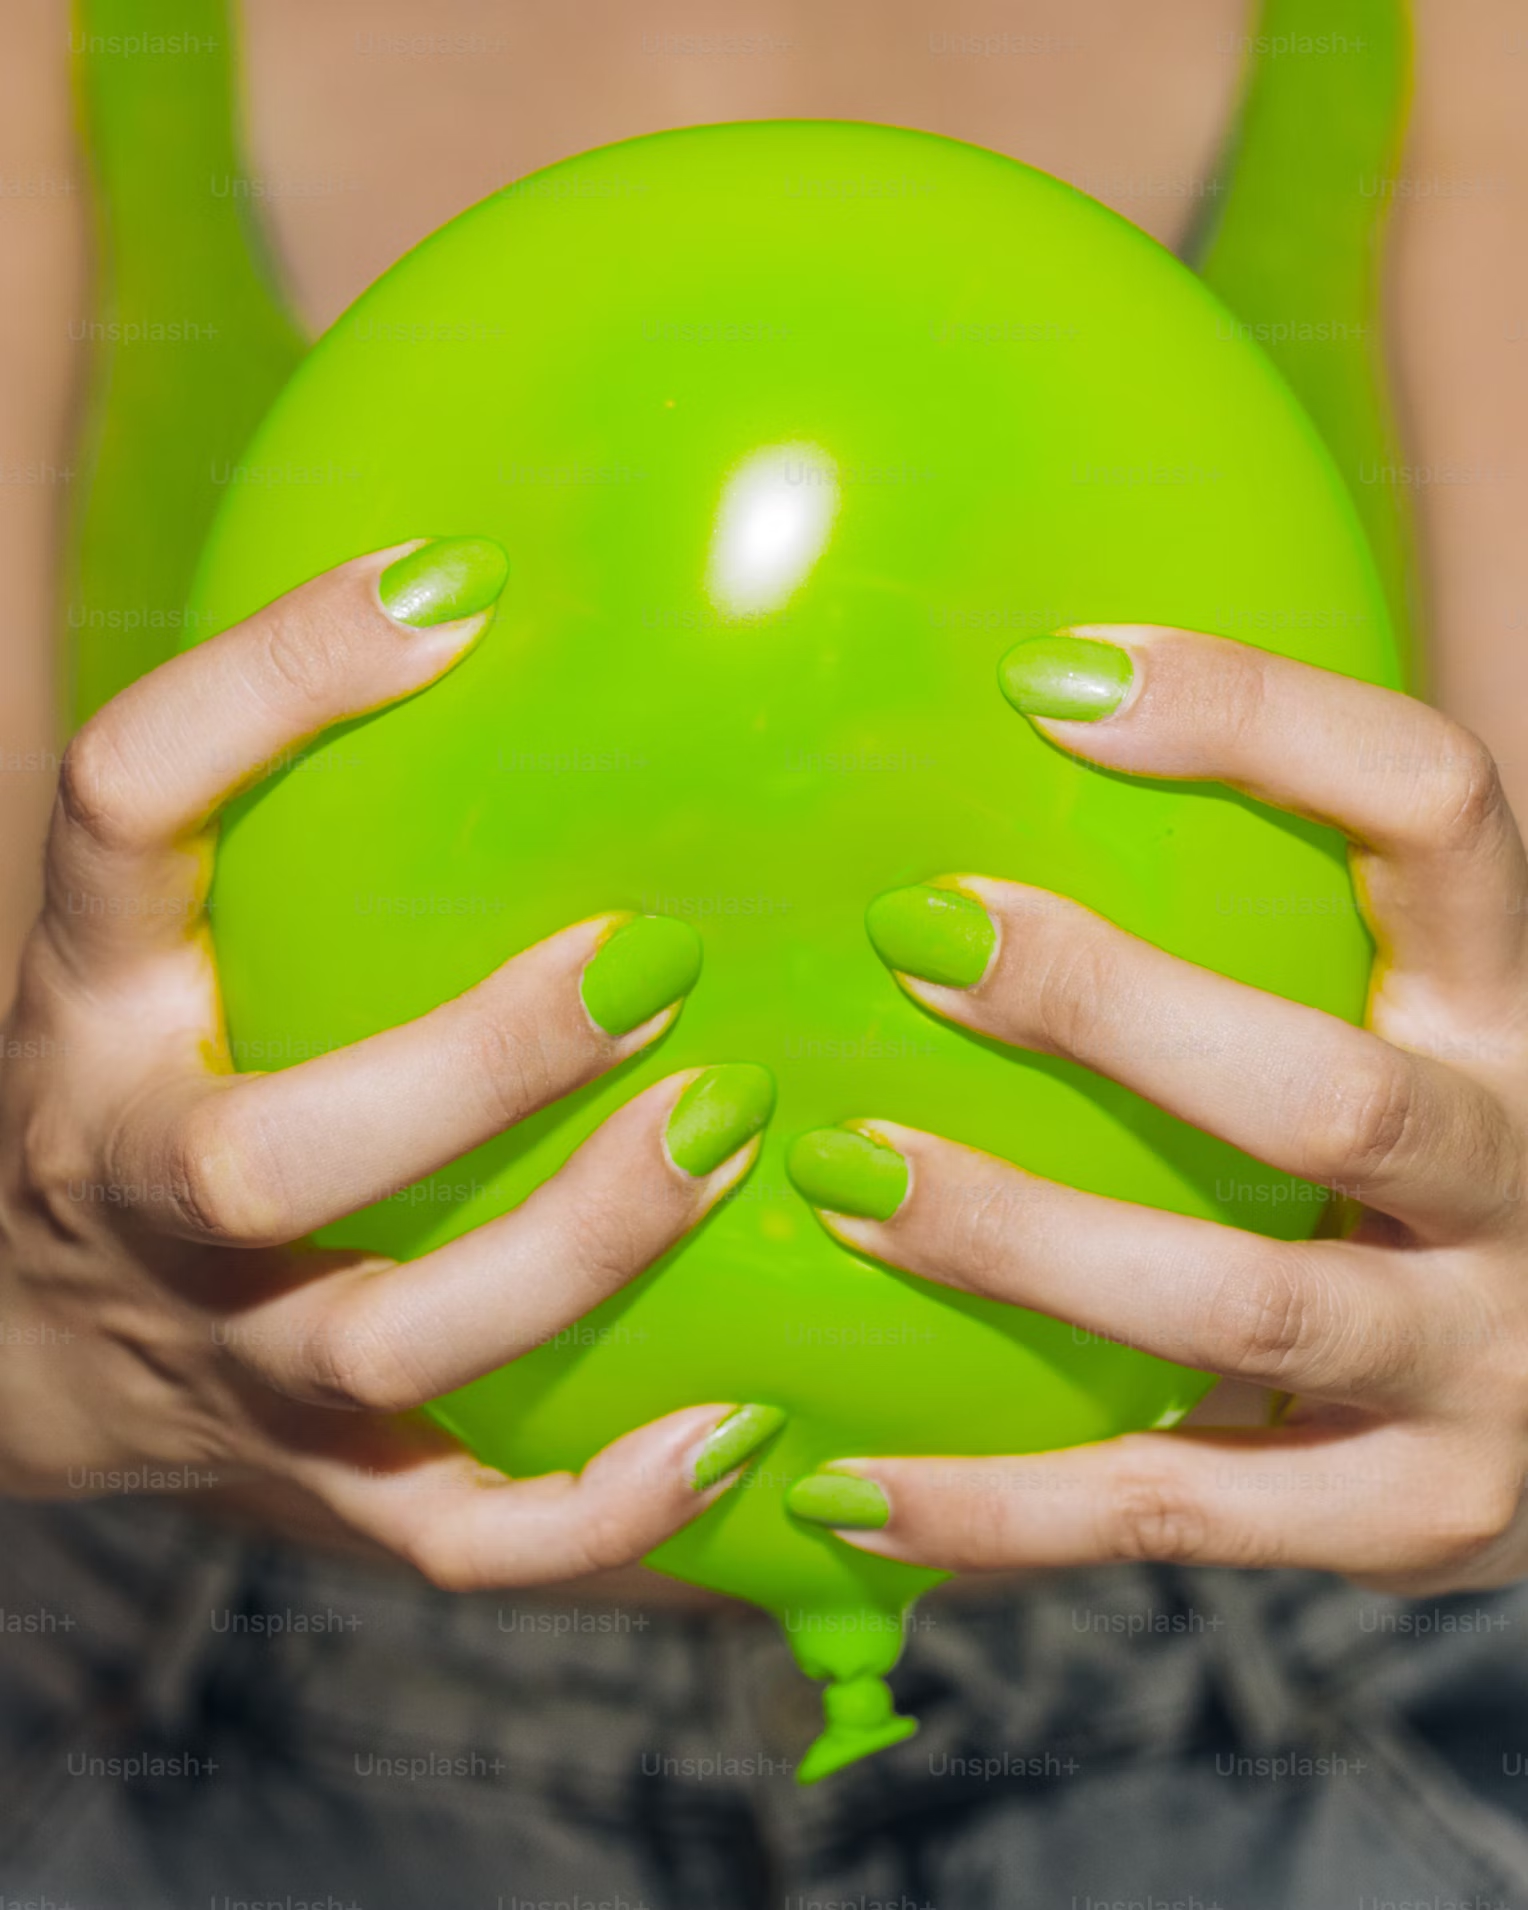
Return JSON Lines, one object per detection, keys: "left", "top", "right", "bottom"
{"left": 239, "top": 0, "right": 1250, "bottom": 330}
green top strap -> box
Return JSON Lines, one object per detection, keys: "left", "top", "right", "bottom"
{"left": 65, "top": 0, "right": 305, "bottom": 727}
{"left": 1193, "top": 0, "right": 1418, "bottom": 682}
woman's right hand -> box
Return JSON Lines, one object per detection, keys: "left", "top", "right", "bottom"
{"left": 0, "top": 539, "right": 781, "bottom": 1589}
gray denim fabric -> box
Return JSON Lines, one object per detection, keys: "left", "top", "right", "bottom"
{"left": 3, "top": 1494, "right": 1528, "bottom": 1909}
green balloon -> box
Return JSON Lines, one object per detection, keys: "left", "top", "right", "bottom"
{"left": 183, "top": 120, "right": 1399, "bottom": 1782}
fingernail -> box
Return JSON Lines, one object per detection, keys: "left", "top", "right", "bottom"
{"left": 786, "top": 1127, "right": 908, "bottom": 1221}
{"left": 786, "top": 1471, "right": 890, "bottom": 1530}
{"left": 865, "top": 884, "right": 995, "bottom": 989}
{"left": 379, "top": 536, "right": 509, "bottom": 628}
{"left": 665, "top": 1063, "right": 776, "bottom": 1178}
{"left": 581, "top": 914, "right": 703, "bottom": 1037}
{"left": 690, "top": 1403, "right": 788, "bottom": 1492}
{"left": 997, "top": 633, "right": 1133, "bottom": 721}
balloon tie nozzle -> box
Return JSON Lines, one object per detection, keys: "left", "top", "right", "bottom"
{"left": 796, "top": 1672, "right": 917, "bottom": 1785}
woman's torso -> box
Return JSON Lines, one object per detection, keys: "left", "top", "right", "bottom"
{"left": 9, "top": 0, "right": 1528, "bottom": 1610}
{"left": 41, "top": 0, "right": 1250, "bottom": 1609}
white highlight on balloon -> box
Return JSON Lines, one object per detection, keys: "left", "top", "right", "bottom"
{"left": 704, "top": 442, "right": 840, "bottom": 618}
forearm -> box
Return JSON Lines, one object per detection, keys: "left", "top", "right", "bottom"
{"left": 1390, "top": 0, "right": 1528, "bottom": 811}
{"left": 0, "top": 5, "right": 85, "bottom": 1012}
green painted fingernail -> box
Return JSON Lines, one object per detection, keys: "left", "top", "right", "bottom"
{"left": 865, "top": 884, "right": 995, "bottom": 989}
{"left": 997, "top": 634, "right": 1133, "bottom": 721}
{"left": 665, "top": 1063, "right": 776, "bottom": 1177}
{"left": 786, "top": 1128, "right": 908, "bottom": 1221}
{"left": 691, "top": 1403, "right": 788, "bottom": 1492}
{"left": 787, "top": 1471, "right": 890, "bottom": 1530}
{"left": 379, "top": 536, "right": 509, "bottom": 628}
{"left": 581, "top": 914, "right": 702, "bottom": 1037}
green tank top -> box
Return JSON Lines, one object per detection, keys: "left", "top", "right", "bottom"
{"left": 63, "top": 0, "right": 1416, "bottom": 727}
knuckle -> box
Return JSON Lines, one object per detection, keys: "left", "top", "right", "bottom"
{"left": 1206, "top": 1254, "right": 1318, "bottom": 1385}
{"left": 401, "top": 1519, "right": 487, "bottom": 1594}
{"left": 1420, "top": 726, "right": 1505, "bottom": 849}
{"left": 947, "top": 1474, "right": 1023, "bottom": 1567}
{"left": 1421, "top": 1476, "right": 1519, "bottom": 1572}
{"left": 1030, "top": 918, "right": 1120, "bottom": 1059}
{"left": 940, "top": 1173, "right": 1029, "bottom": 1292}
{"left": 1102, "top": 1443, "right": 1212, "bottom": 1564}
{"left": 296, "top": 1304, "right": 427, "bottom": 1415}
{"left": 1204, "top": 647, "right": 1271, "bottom": 750}
{"left": 456, "top": 1002, "right": 563, "bottom": 1130}
{"left": 1304, "top": 1054, "right": 1419, "bottom": 1191}
{"left": 562, "top": 1176, "right": 666, "bottom": 1294}
{"left": 566, "top": 1499, "right": 645, "bottom": 1579}
{"left": 256, "top": 602, "right": 342, "bottom": 715}
{"left": 162, "top": 1096, "right": 288, "bottom": 1245}
{"left": 55, "top": 719, "right": 141, "bottom": 855}
{"left": 16, "top": 1104, "right": 94, "bottom": 1241}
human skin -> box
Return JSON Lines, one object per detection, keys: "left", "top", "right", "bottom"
{"left": 794, "top": 624, "right": 1528, "bottom": 1596}
{"left": 0, "top": 0, "right": 1525, "bottom": 1596}
{"left": 0, "top": 533, "right": 793, "bottom": 1583}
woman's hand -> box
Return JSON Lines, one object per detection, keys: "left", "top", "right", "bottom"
{"left": 784, "top": 623, "right": 1528, "bottom": 1597}
{"left": 0, "top": 539, "right": 783, "bottom": 1589}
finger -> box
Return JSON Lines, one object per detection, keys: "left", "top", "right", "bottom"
{"left": 42, "top": 537, "right": 505, "bottom": 979}
{"left": 879, "top": 879, "right": 1514, "bottom": 1233}
{"left": 999, "top": 625, "right": 1528, "bottom": 1039}
{"left": 228, "top": 1065, "right": 774, "bottom": 1411}
{"left": 801, "top": 1424, "right": 1516, "bottom": 1579}
{"left": 108, "top": 909, "right": 701, "bottom": 1244}
{"left": 791, "top": 1121, "right": 1434, "bottom": 1406}
{"left": 280, "top": 1401, "right": 782, "bottom": 1591}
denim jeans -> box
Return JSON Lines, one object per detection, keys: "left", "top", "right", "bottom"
{"left": 2, "top": 1492, "right": 1528, "bottom": 1910}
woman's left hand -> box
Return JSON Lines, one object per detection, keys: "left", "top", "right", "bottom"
{"left": 784, "top": 624, "right": 1528, "bottom": 1597}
